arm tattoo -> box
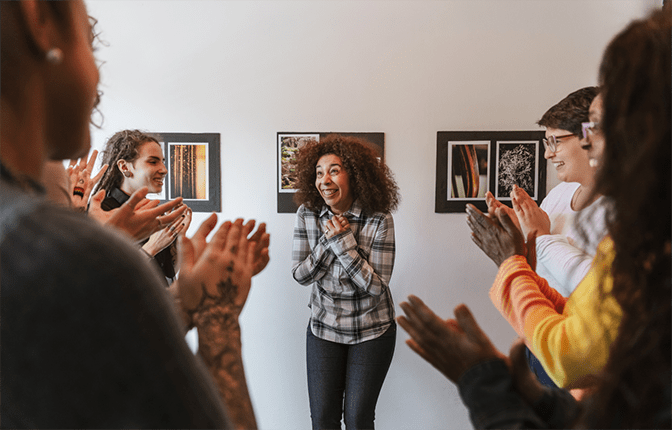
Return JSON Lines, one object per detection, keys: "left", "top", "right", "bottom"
{"left": 193, "top": 278, "right": 257, "bottom": 430}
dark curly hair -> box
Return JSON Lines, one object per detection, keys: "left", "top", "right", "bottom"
{"left": 580, "top": 9, "right": 671, "bottom": 429}
{"left": 293, "top": 134, "right": 400, "bottom": 214}
{"left": 93, "top": 130, "right": 160, "bottom": 195}
{"left": 537, "top": 86, "right": 599, "bottom": 136}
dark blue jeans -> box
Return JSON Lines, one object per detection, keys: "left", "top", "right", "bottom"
{"left": 525, "top": 345, "right": 559, "bottom": 388}
{"left": 306, "top": 323, "right": 396, "bottom": 430}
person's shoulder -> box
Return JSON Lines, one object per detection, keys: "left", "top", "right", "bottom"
{"left": 541, "top": 182, "right": 580, "bottom": 210}
{"left": 1, "top": 189, "right": 148, "bottom": 278}
{"left": 296, "top": 203, "right": 322, "bottom": 217}
{"left": 358, "top": 209, "right": 394, "bottom": 229}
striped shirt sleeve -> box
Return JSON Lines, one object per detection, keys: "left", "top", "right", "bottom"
{"left": 328, "top": 212, "right": 395, "bottom": 296}
{"left": 291, "top": 206, "right": 335, "bottom": 286}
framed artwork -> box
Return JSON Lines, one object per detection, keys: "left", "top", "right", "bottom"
{"left": 435, "top": 131, "right": 546, "bottom": 213}
{"left": 151, "top": 132, "right": 221, "bottom": 212}
{"left": 277, "top": 132, "right": 384, "bottom": 213}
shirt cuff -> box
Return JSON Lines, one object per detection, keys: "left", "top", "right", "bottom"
{"left": 328, "top": 230, "right": 357, "bottom": 255}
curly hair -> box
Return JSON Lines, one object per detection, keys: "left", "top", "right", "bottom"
{"left": 93, "top": 130, "right": 160, "bottom": 195}
{"left": 580, "top": 9, "right": 671, "bottom": 429}
{"left": 293, "top": 134, "right": 400, "bottom": 214}
{"left": 537, "top": 86, "right": 599, "bottom": 136}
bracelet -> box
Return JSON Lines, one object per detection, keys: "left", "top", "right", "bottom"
{"left": 73, "top": 186, "right": 85, "bottom": 198}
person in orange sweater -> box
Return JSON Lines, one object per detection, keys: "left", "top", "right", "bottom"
{"left": 464, "top": 95, "right": 621, "bottom": 388}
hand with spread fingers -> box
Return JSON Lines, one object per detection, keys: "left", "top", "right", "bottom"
{"left": 88, "top": 186, "right": 186, "bottom": 241}
{"left": 245, "top": 220, "right": 271, "bottom": 276}
{"left": 511, "top": 185, "right": 551, "bottom": 238}
{"left": 66, "top": 149, "right": 108, "bottom": 212}
{"left": 173, "top": 216, "right": 258, "bottom": 430}
{"left": 176, "top": 217, "right": 255, "bottom": 320}
{"left": 397, "top": 296, "right": 506, "bottom": 383}
{"left": 466, "top": 203, "right": 535, "bottom": 268}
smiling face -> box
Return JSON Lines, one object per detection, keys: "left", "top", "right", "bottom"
{"left": 119, "top": 141, "right": 167, "bottom": 194}
{"left": 543, "top": 127, "right": 593, "bottom": 184}
{"left": 315, "top": 153, "right": 353, "bottom": 214}
{"left": 583, "top": 94, "right": 605, "bottom": 168}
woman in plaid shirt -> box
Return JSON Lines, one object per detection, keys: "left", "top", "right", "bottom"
{"left": 291, "top": 134, "right": 400, "bottom": 429}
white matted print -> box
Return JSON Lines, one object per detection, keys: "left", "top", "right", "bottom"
{"left": 168, "top": 142, "right": 209, "bottom": 201}
{"left": 495, "top": 141, "right": 540, "bottom": 200}
{"left": 278, "top": 134, "right": 319, "bottom": 193}
{"left": 447, "top": 140, "right": 490, "bottom": 200}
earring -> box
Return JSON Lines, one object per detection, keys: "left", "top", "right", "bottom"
{"left": 123, "top": 171, "right": 131, "bottom": 178}
{"left": 46, "top": 48, "right": 63, "bottom": 65}
{"left": 589, "top": 159, "right": 598, "bottom": 168}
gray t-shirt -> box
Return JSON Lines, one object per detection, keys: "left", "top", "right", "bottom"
{"left": 1, "top": 178, "right": 231, "bottom": 428}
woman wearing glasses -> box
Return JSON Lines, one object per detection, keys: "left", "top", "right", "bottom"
{"left": 485, "top": 87, "right": 609, "bottom": 388}
{"left": 466, "top": 92, "right": 620, "bottom": 390}
{"left": 514, "top": 86, "right": 608, "bottom": 298}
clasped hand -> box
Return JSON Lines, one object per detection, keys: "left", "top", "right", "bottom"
{"left": 324, "top": 215, "right": 350, "bottom": 239}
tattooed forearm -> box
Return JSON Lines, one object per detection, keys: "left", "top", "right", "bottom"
{"left": 193, "top": 279, "right": 257, "bottom": 430}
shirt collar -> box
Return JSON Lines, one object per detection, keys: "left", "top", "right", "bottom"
{"left": 319, "top": 200, "right": 362, "bottom": 219}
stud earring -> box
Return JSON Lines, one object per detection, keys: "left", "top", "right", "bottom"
{"left": 123, "top": 171, "right": 131, "bottom": 178}
{"left": 46, "top": 48, "right": 63, "bottom": 65}
{"left": 589, "top": 159, "right": 598, "bottom": 168}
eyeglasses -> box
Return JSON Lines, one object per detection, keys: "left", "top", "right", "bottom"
{"left": 542, "top": 133, "right": 575, "bottom": 153}
{"left": 581, "top": 121, "right": 600, "bottom": 140}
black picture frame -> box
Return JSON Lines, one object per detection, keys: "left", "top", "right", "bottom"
{"left": 277, "top": 132, "right": 384, "bottom": 213}
{"left": 435, "top": 131, "right": 546, "bottom": 213}
{"left": 152, "top": 132, "right": 221, "bottom": 213}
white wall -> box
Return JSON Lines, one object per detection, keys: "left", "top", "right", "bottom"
{"left": 86, "top": 1, "right": 659, "bottom": 428}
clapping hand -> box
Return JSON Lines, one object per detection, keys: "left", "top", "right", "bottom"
{"left": 466, "top": 203, "right": 534, "bottom": 268}
{"left": 511, "top": 185, "right": 551, "bottom": 238}
{"left": 176, "top": 217, "right": 256, "bottom": 319}
{"left": 142, "top": 209, "right": 188, "bottom": 256}
{"left": 66, "top": 149, "right": 108, "bottom": 211}
{"left": 88, "top": 186, "right": 186, "bottom": 241}
{"left": 246, "top": 220, "right": 271, "bottom": 276}
{"left": 485, "top": 191, "right": 521, "bottom": 232}
{"left": 399, "top": 298, "right": 547, "bottom": 407}
{"left": 398, "top": 296, "right": 506, "bottom": 383}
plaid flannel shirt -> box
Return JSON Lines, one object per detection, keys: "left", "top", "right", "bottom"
{"left": 291, "top": 201, "right": 396, "bottom": 345}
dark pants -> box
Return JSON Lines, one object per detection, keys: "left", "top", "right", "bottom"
{"left": 306, "top": 323, "right": 396, "bottom": 430}
{"left": 525, "top": 345, "right": 560, "bottom": 388}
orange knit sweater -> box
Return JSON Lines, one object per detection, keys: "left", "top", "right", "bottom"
{"left": 490, "top": 237, "right": 621, "bottom": 388}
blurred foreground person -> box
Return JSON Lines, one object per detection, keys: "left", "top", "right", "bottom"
{"left": 400, "top": 8, "right": 670, "bottom": 429}
{"left": 1, "top": 1, "right": 267, "bottom": 428}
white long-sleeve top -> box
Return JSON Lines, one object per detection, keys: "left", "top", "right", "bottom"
{"left": 535, "top": 182, "right": 609, "bottom": 297}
